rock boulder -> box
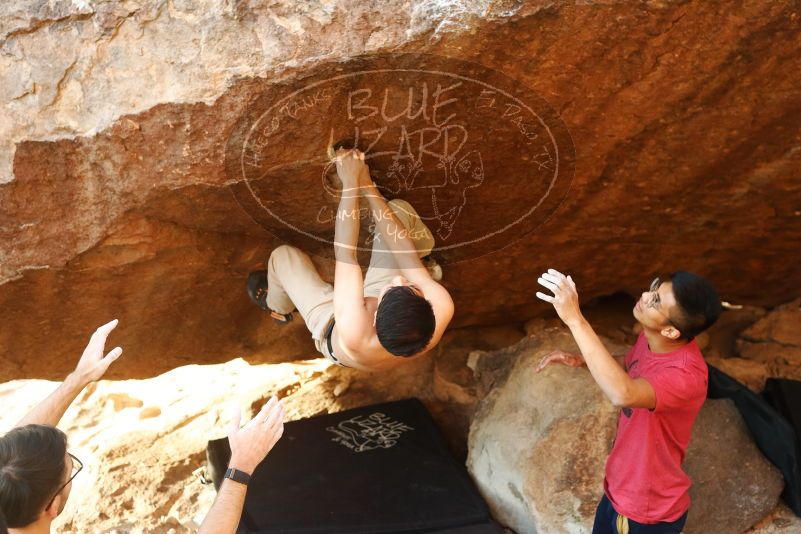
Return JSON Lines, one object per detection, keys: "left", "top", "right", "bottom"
{"left": 738, "top": 300, "right": 801, "bottom": 381}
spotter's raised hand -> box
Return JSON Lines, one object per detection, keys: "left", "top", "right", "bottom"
{"left": 536, "top": 268, "right": 583, "bottom": 327}
{"left": 72, "top": 319, "right": 123, "bottom": 385}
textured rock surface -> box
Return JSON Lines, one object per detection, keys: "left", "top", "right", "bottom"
{"left": 466, "top": 328, "right": 624, "bottom": 533}
{"left": 2, "top": 1, "right": 801, "bottom": 378}
{"left": 706, "top": 355, "right": 770, "bottom": 393}
{"left": 466, "top": 327, "right": 784, "bottom": 534}
{"left": 687, "top": 304, "right": 773, "bottom": 392}
{"left": 747, "top": 503, "right": 801, "bottom": 533}
{"left": 738, "top": 300, "right": 801, "bottom": 381}
{"left": 740, "top": 300, "right": 801, "bottom": 347}
{"left": 683, "top": 400, "right": 785, "bottom": 533}
{"left": 704, "top": 305, "right": 768, "bottom": 359}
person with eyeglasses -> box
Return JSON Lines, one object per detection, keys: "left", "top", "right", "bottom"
{"left": 0, "top": 318, "right": 285, "bottom": 534}
{"left": 0, "top": 319, "right": 123, "bottom": 533}
{"left": 535, "top": 270, "right": 722, "bottom": 534}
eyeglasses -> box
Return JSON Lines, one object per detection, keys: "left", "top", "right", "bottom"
{"left": 46, "top": 452, "right": 83, "bottom": 510}
{"left": 646, "top": 277, "right": 675, "bottom": 327}
{"left": 645, "top": 277, "right": 662, "bottom": 309}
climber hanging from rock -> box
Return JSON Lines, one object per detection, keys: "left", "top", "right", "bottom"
{"left": 246, "top": 144, "right": 454, "bottom": 371}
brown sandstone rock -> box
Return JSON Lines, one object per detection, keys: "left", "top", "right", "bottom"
{"left": 741, "top": 300, "right": 801, "bottom": 348}
{"left": 746, "top": 503, "right": 801, "bottom": 533}
{"left": 706, "top": 355, "right": 770, "bottom": 393}
{"left": 737, "top": 300, "right": 801, "bottom": 380}
{"left": 737, "top": 341, "right": 801, "bottom": 381}
{"left": 467, "top": 328, "right": 784, "bottom": 534}
{"left": 2, "top": 1, "right": 801, "bottom": 379}
{"left": 684, "top": 400, "right": 785, "bottom": 533}
{"left": 433, "top": 324, "right": 526, "bottom": 458}
{"left": 704, "top": 305, "right": 768, "bottom": 359}
{"left": 466, "top": 328, "right": 625, "bottom": 533}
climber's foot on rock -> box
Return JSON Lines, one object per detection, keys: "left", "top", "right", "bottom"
{"left": 247, "top": 271, "right": 294, "bottom": 324}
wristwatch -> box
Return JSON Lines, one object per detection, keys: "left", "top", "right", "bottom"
{"left": 224, "top": 467, "right": 251, "bottom": 485}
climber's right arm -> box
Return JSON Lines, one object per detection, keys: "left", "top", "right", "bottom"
{"left": 332, "top": 148, "right": 363, "bottom": 265}
{"left": 333, "top": 149, "right": 372, "bottom": 346}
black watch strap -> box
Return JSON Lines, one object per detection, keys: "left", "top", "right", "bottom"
{"left": 224, "top": 467, "right": 251, "bottom": 485}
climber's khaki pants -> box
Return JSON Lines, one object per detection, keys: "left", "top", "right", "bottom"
{"left": 266, "top": 244, "right": 336, "bottom": 358}
{"left": 266, "top": 199, "right": 434, "bottom": 362}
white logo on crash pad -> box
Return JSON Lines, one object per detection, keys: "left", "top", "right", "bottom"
{"left": 326, "top": 412, "right": 414, "bottom": 452}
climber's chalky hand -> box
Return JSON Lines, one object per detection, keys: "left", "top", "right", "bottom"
{"left": 334, "top": 147, "right": 367, "bottom": 192}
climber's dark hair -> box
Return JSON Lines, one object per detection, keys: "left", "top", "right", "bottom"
{"left": 0, "top": 425, "right": 68, "bottom": 529}
{"left": 375, "top": 286, "right": 436, "bottom": 357}
{"left": 668, "top": 271, "right": 722, "bottom": 341}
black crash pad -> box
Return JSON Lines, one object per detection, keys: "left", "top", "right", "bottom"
{"left": 206, "top": 398, "right": 503, "bottom": 533}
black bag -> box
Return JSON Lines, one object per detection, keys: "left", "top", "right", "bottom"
{"left": 707, "top": 365, "right": 801, "bottom": 516}
{"left": 206, "top": 398, "right": 503, "bottom": 533}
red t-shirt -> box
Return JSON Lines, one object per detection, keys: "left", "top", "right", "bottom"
{"left": 603, "top": 332, "right": 708, "bottom": 523}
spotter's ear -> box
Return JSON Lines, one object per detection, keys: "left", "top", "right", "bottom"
{"left": 44, "top": 492, "right": 61, "bottom": 519}
{"left": 660, "top": 325, "right": 681, "bottom": 340}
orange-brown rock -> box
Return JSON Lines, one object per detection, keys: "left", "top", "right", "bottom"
{"left": 738, "top": 300, "right": 801, "bottom": 381}
{"left": 2, "top": 1, "right": 801, "bottom": 380}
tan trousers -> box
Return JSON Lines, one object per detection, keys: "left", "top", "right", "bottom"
{"left": 266, "top": 199, "right": 435, "bottom": 362}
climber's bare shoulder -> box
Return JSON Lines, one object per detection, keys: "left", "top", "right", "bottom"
{"left": 332, "top": 278, "right": 454, "bottom": 371}
{"left": 403, "top": 268, "right": 456, "bottom": 353}
{"left": 415, "top": 277, "right": 455, "bottom": 350}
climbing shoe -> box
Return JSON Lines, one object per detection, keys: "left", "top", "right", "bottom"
{"left": 247, "top": 271, "right": 293, "bottom": 324}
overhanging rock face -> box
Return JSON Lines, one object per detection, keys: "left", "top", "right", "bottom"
{"left": 2, "top": 1, "right": 800, "bottom": 379}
